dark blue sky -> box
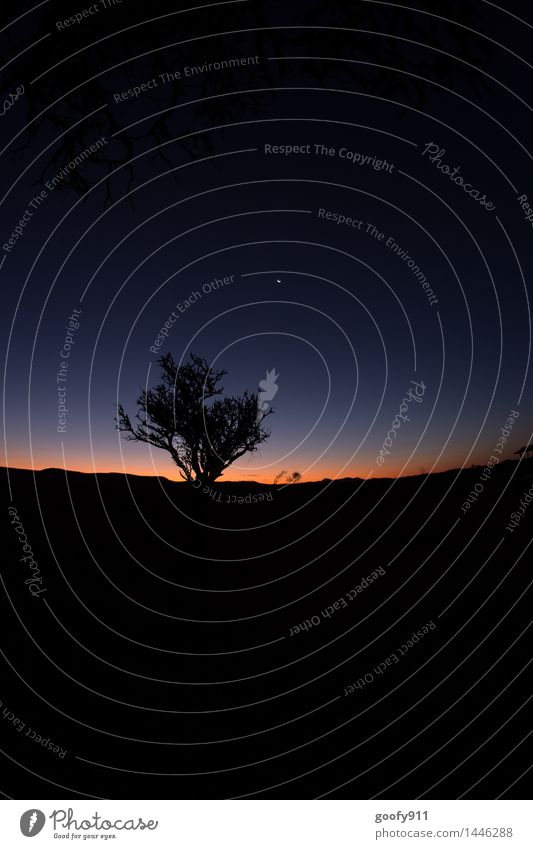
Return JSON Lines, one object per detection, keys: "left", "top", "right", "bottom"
{"left": 2, "top": 0, "right": 532, "bottom": 480}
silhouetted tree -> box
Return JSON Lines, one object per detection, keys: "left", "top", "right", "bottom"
{"left": 116, "top": 353, "right": 272, "bottom": 484}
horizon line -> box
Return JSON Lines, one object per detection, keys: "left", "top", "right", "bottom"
{"left": 0, "top": 457, "right": 523, "bottom": 485}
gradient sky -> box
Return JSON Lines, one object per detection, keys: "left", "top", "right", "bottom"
{"left": 2, "top": 1, "right": 532, "bottom": 482}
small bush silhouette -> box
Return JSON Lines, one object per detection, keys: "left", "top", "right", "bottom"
{"left": 273, "top": 470, "right": 302, "bottom": 484}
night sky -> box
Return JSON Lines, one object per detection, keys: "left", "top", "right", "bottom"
{"left": 4, "top": 0, "right": 533, "bottom": 808}
{"left": 2, "top": 0, "right": 532, "bottom": 481}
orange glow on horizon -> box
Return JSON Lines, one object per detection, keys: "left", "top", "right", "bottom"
{"left": 1, "top": 451, "right": 504, "bottom": 482}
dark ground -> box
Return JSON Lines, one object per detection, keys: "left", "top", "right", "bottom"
{"left": 1, "top": 460, "right": 532, "bottom": 799}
